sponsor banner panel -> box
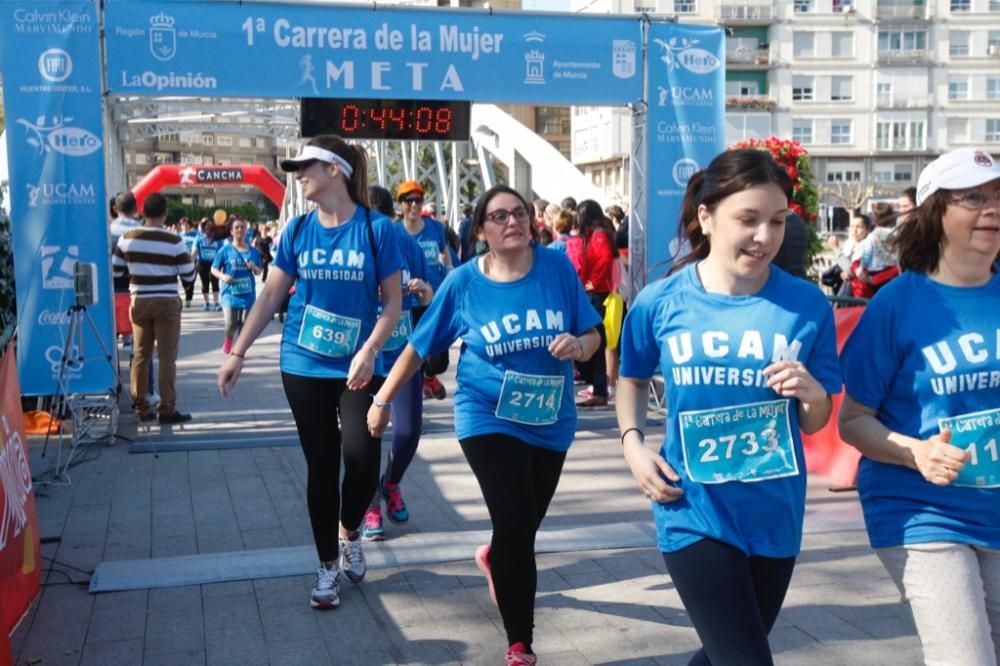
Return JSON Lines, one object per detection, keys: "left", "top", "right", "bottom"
{"left": 0, "top": 342, "right": 41, "bottom": 641}
{"left": 105, "top": 2, "right": 642, "bottom": 104}
{"left": 645, "top": 24, "right": 726, "bottom": 280}
{"left": 0, "top": 0, "right": 114, "bottom": 395}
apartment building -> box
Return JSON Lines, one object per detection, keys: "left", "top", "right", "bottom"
{"left": 571, "top": 0, "right": 1000, "bottom": 224}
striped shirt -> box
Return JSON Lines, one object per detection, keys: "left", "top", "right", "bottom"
{"left": 113, "top": 227, "right": 196, "bottom": 299}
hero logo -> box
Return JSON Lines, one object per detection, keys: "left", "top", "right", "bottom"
{"left": 45, "top": 344, "right": 83, "bottom": 379}
{"left": 673, "top": 158, "right": 700, "bottom": 187}
{"left": 16, "top": 116, "right": 101, "bottom": 157}
{"left": 653, "top": 37, "right": 721, "bottom": 75}
{"left": 38, "top": 48, "right": 72, "bottom": 83}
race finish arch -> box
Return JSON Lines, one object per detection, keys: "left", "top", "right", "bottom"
{"left": 132, "top": 164, "right": 287, "bottom": 212}
{"left": 0, "top": 0, "right": 724, "bottom": 396}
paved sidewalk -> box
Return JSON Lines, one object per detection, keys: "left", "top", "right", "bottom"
{"left": 11, "top": 297, "right": 923, "bottom": 665}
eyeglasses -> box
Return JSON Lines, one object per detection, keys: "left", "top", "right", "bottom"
{"left": 485, "top": 206, "right": 531, "bottom": 225}
{"left": 949, "top": 190, "right": 1000, "bottom": 210}
{"left": 401, "top": 197, "right": 424, "bottom": 206}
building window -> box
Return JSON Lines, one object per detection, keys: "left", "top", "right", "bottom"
{"left": 535, "top": 106, "right": 570, "bottom": 135}
{"left": 988, "top": 119, "right": 1000, "bottom": 142}
{"left": 792, "top": 76, "right": 814, "bottom": 101}
{"left": 950, "top": 31, "right": 971, "bottom": 57}
{"left": 833, "top": 0, "right": 854, "bottom": 13}
{"left": 951, "top": 0, "right": 970, "bottom": 10}
{"left": 876, "top": 82, "right": 893, "bottom": 106}
{"left": 674, "top": 0, "right": 696, "bottom": 12}
{"left": 725, "top": 113, "right": 772, "bottom": 143}
{"left": 879, "top": 30, "right": 927, "bottom": 52}
{"left": 874, "top": 162, "right": 914, "bottom": 182}
{"left": 949, "top": 78, "right": 970, "bottom": 100}
{"left": 202, "top": 135, "right": 214, "bottom": 146}
{"left": 238, "top": 137, "right": 253, "bottom": 148}
{"left": 826, "top": 167, "right": 862, "bottom": 182}
{"left": 988, "top": 78, "right": 1000, "bottom": 100}
{"left": 989, "top": 31, "right": 1000, "bottom": 50}
{"left": 876, "top": 120, "right": 925, "bottom": 151}
{"left": 216, "top": 135, "right": 232, "bottom": 147}
{"left": 831, "top": 120, "right": 852, "bottom": 144}
{"left": 792, "top": 120, "right": 813, "bottom": 145}
{"left": 794, "top": 0, "right": 812, "bottom": 12}
{"left": 831, "top": 76, "right": 853, "bottom": 101}
{"left": 831, "top": 32, "right": 854, "bottom": 58}
{"left": 793, "top": 33, "right": 815, "bottom": 58}
{"left": 948, "top": 117, "right": 970, "bottom": 142}
{"left": 135, "top": 153, "right": 149, "bottom": 165}
{"left": 726, "top": 80, "right": 760, "bottom": 96}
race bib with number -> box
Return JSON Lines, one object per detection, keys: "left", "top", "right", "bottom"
{"left": 495, "top": 371, "right": 564, "bottom": 426}
{"left": 419, "top": 241, "right": 441, "bottom": 266}
{"left": 939, "top": 407, "right": 1000, "bottom": 488}
{"left": 230, "top": 277, "right": 253, "bottom": 295}
{"left": 296, "top": 305, "right": 361, "bottom": 358}
{"left": 383, "top": 311, "right": 413, "bottom": 352}
{"left": 200, "top": 247, "right": 216, "bottom": 261}
{"left": 679, "top": 399, "right": 798, "bottom": 484}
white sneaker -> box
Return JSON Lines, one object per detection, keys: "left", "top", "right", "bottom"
{"left": 310, "top": 564, "right": 341, "bottom": 609}
{"left": 339, "top": 535, "right": 367, "bottom": 583}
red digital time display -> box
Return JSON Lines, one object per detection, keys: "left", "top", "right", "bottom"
{"left": 301, "top": 98, "right": 471, "bottom": 141}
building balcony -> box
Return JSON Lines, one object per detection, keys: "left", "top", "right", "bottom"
{"left": 726, "top": 45, "right": 774, "bottom": 67}
{"left": 726, "top": 95, "right": 777, "bottom": 111}
{"left": 716, "top": 3, "right": 776, "bottom": 24}
{"left": 875, "top": 4, "right": 928, "bottom": 20}
{"left": 875, "top": 141, "right": 927, "bottom": 152}
{"left": 877, "top": 49, "right": 929, "bottom": 64}
{"left": 876, "top": 93, "right": 932, "bottom": 108}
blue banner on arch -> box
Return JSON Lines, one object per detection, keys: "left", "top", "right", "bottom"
{"left": 0, "top": 0, "right": 115, "bottom": 396}
{"left": 644, "top": 24, "right": 726, "bottom": 280}
{"left": 104, "top": 1, "right": 643, "bottom": 105}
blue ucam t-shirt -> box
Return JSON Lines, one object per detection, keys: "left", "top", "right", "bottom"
{"left": 272, "top": 208, "right": 403, "bottom": 379}
{"left": 212, "top": 243, "right": 261, "bottom": 309}
{"left": 381, "top": 224, "right": 431, "bottom": 371}
{"left": 181, "top": 230, "right": 198, "bottom": 254}
{"left": 620, "top": 263, "right": 842, "bottom": 557}
{"left": 407, "top": 216, "right": 450, "bottom": 290}
{"left": 408, "top": 245, "right": 601, "bottom": 451}
{"left": 841, "top": 270, "right": 1000, "bottom": 549}
{"left": 195, "top": 233, "right": 223, "bottom": 264}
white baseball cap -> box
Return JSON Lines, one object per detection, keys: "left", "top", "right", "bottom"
{"left": 916, "top": 148, "right": 1000, "bottom": 206}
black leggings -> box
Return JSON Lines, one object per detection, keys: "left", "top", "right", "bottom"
{"left": 198, "top": 262, "right": 219, "bottom": 295}
{"left": 661, "top": 539, "right": 796, "bottom": 666}
{"left": 282, "top": 372, "right": 384, "bottom": 562}
{"left": 460, "top": 434, "right": 566, "bottom": 649}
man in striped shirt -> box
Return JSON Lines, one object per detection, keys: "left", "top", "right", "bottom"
{"left": 112, "top": 193, "right": 196, "bottom": 424}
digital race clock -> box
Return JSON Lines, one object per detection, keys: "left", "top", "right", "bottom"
{"left": 300, "top": 98, "right": 471, "bottom": 141}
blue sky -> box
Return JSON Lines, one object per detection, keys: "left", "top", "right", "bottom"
{"left": 522, "top": 0, "right": 572, "bottom": 11}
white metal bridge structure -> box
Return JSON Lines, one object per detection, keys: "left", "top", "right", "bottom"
{"left": 105, "top": 96, "right": 605, "bottom": 227}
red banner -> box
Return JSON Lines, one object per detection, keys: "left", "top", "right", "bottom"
{"left": 802, "top": 306, "right": 866, "bottom": 487}
{"left": 0, "top": 341, "right": 40, "bottom": 655}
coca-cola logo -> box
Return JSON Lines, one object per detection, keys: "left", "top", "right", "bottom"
{"left": 37, "top": 309, "right": 71, "bottom": 326}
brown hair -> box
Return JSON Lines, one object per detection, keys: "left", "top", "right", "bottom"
{"left": 308, "top": 135, "right": 369, "bottom": 207}
{"left": 553, "top": 210, "right": 575, "bottom": 236}
{"left": 893, "top": 189, "right": 949, "bottom": 274}
{"left": 670, "top": 149, "right": 793, "bottom": 275}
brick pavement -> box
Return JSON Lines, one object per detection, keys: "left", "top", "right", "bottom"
{"left": 11, "top": 302, "right": 923, "bottom": 665}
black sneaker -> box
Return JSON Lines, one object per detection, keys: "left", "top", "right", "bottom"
{"left": 158, "top": 411, "right": 192, "bottom": 425}
{"left": 138, "top": 410, "right": 157, "bottom": 423}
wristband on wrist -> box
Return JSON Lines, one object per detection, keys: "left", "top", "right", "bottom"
{"left": 620, "top": 427, "right": 644, "bottom": 446}
{"left": 575, "top": 338, "right": 585, "bottom": 360}
{"left": 230, "top": 351, "right": 245, "bottom": 359}
{"left": 372, "top": 395, "right": 389, "bottom": 408}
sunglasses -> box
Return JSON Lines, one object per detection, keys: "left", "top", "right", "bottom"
{"left": 949, "top": 190, "right": 1000, "bottom": 210}
{"left": 401, "top": 197, "right": 424, "bottom": 205}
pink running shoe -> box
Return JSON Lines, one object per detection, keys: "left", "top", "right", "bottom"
{"left": 475, "top": 544, "right": 497, "bottom": 605}
{"left": 505, "top": 642, "right": 537, "bottom": 665}
{"left": 222, "top": 337, "right": 233, "bottom": 355}
{"left": 361, "top": 506, "right": 384, "bottom": 541}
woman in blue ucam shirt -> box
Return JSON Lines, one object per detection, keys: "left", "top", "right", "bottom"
{"left": 360, "top": 185, "right": 433, "bottom": 542}
{"left": 367, "top": 185, "right": 601, "bottom": 666}
{"left": 210, "top": 218, "right": 262, "bottom": 356}
{"left": 217, "top": 136, "right": 403, "bottom": 612}
{"left": 840, "top": 147, "right": 1000, "bottom": 665}
{"left": 192, "top": 220, "right": 224, "bottom": 311}
{"left": 616, "top": 149, "right": 842, "bottom": 665}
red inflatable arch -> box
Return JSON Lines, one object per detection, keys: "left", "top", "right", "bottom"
{"left": 132, "top": 164, "right": 285, "bottom": 213}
